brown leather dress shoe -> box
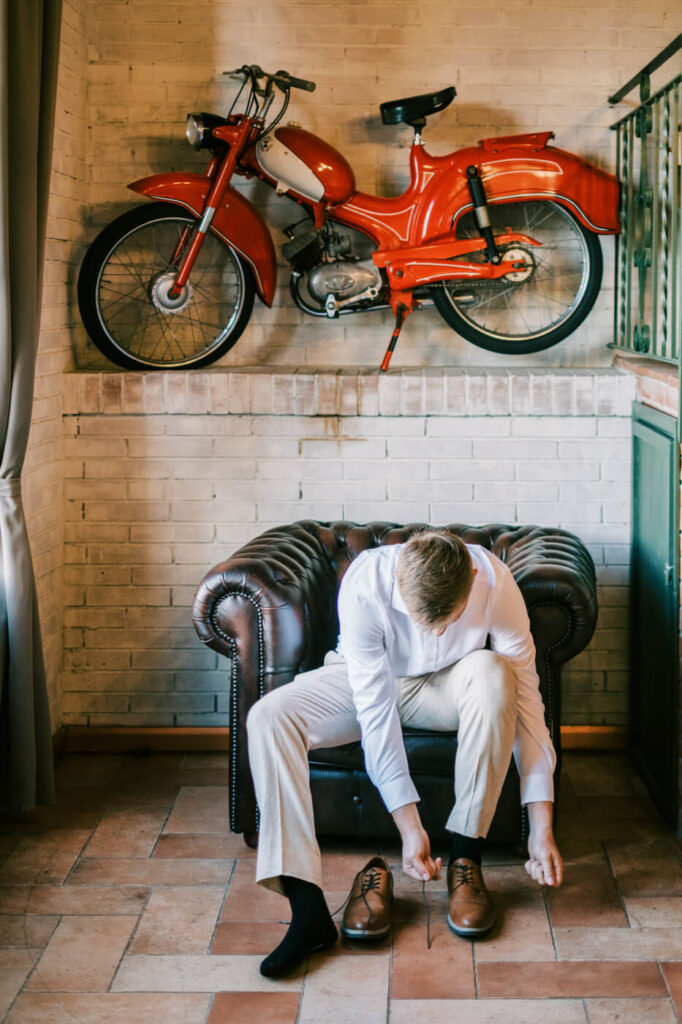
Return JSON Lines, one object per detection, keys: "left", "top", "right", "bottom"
{"left": 341, "top": 856, "right": 393, "bottom": 940}
{"left": 447, "top": 857, "right": 496, "bottom": 937}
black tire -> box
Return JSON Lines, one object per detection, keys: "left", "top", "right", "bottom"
{"left": 77, "top": 202, "right": 256, "bottom": 369}
{"left": 432, "top": 200, "right": 603, "bottom": 355}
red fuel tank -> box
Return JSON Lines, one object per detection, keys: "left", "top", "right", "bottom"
{"left": 274, "top": 126, "right": 356, "bottom": 204}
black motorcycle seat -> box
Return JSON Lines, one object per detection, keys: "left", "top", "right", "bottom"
{"left": 380, "top": 85, "right": 456, "bottom": 126}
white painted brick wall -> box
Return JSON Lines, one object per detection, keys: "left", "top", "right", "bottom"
{"left": 61, "top": 367, "right": 636, "bottom": 728}
{"left": 72, "top": 0, "right": 679, "bottom": 371}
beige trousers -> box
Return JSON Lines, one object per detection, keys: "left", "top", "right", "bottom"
{"left": 246, "top": 649, "right": 517, "bottom": 893}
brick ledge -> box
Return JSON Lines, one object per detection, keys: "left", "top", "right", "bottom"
{"left": 62, "top": 367, "right": 635, "bottom": 418}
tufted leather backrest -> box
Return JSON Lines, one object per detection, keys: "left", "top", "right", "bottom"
{"left": 300, "top": 520, "right": 531, "bottom": 585}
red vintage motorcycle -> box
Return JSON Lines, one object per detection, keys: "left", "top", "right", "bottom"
{"left": 78, "top": 64, "right": 620, "bottom": 371}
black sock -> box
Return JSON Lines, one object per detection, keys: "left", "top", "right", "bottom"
{"left": 449, "top": 832, "right": 483, "bottom": 866}
{"left": 260, "top": 876, "right": 337, "bottom": 978}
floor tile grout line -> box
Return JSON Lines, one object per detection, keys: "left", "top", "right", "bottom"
{"left": 146, "top": 800, "right": 176, "bottom": 860}
{"left": 107, "top": 882, "right": 154, "bottom": 992}
{"left": 3, "top": 942, "right": 48, "bottom": 1023}
{"left": 204, "top": 990, "right": 215, "bottom": 1024}
{"left": 62, "top": 819, "right": 104, "bottom": 887}
{"left": 207, "top": 856, "right": 238, "bottom": 954}
{"left": 602, "top": 838, "right": 631, "bottom": 927}
{"left": 659, "top": 961, "right": 682, "bottom": 1024}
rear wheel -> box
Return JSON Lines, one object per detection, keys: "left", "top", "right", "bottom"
{"left": 433, "top": 200, "right": 603, "bottom": 354}
{"left": 77, "top": 202, "right": 255, "bottom": 369}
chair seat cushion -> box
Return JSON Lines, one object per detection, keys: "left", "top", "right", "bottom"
{"left": 309, "top": 727, "right": 459, "bottom": 777}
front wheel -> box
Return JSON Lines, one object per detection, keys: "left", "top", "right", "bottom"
{"left": 77, "top": 202, "right": 256, "bottom": 369}
{"left": 433, "top": 200, "right": 603, "bottom": 354}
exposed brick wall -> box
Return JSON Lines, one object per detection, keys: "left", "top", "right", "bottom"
{"left": 76, "top": 0, "right": 679, "bottom": 371}
{"left": 24, "top": 0, "right": 88, "bottom": 730}
{"left": 61, "top": 367, "right": 635, "bottom": 728}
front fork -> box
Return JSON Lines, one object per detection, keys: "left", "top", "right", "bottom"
{"left": 168, "top": 123, "right": 252, "bottom": 298}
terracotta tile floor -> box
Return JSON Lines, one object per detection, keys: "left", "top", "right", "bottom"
{"left": 1, "top": 750, "right": 681, "bottom": 1023}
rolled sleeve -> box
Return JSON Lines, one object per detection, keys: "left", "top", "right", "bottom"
{"left": 520, "top": 772, "right": 555, "bottom": 806}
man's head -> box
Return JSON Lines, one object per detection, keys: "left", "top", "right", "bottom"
{"left": 395, "top": 529, "right": 475, "bottom": 635}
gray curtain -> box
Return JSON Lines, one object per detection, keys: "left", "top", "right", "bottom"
{"left": 0, "top": 0, "right": 63, "bottom": 809}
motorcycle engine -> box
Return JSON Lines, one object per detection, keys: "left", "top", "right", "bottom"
{"left": 308, "top": 260, "right": 381, "bottom": 303}
{"left": 283, "top": 219, "right": 383, "bottom": 312}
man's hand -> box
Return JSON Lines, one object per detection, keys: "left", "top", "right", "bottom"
{"left": 524, "top": 800, "right": 564, "bottom": 887}
{"left": 392, "top": 802, "right": 442, "bottom": 882}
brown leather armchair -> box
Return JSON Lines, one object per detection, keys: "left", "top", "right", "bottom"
{"left": 192, "top": 521, "right": 597, "bottom": 849}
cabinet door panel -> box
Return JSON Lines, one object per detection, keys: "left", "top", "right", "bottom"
{"left": 631, "top": 402, "right": 679, "bottom": 827}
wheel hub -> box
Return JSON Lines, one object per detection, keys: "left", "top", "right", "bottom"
{"left": 501, "top": 247, "right": 535, "bottom": 283}
{"left": 150, "top": 272, "right": 193, "bottom": 314}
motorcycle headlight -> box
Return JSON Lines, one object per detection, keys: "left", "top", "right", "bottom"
{"left": 186, "top": 113, "right": 204, "bottom": 150}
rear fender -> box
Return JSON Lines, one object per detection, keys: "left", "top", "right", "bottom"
{"left": 128, "top": 173, "right": 277, "bottom": 306}
{"left": 418, "top": 141, "right": 620, "bottom": 239}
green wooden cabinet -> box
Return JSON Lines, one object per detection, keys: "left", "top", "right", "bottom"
{"left": 631, "top": 401, "right": 679, "bottom": 828}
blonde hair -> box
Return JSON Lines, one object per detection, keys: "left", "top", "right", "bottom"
{"left": 395, "top": 530, "right": 474, "bottom": 626}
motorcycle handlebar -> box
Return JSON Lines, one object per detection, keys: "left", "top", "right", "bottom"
{"left": 285, "top": 74, "right": 316, "bottom": 92}
{"left": 223, "top": 64, "right": 316, "bottom": 93}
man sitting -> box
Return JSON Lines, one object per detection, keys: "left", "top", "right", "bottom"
{"left": 247, "top": 528, "right": 564, "bottom": 977}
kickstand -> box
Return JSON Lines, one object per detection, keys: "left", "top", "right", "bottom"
{"left": 380, "top": 304, "right": 408, "bottom": 372}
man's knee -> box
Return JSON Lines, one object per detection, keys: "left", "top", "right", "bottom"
{"left": 464, "top": 650, "right": 517, "bottom": 712}
{"left": 247, "top": 688, "right": 290, "bottom": 738}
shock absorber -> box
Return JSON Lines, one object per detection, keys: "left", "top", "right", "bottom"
{"left": 466, "top": 165, "right": 501, "bottom": 264}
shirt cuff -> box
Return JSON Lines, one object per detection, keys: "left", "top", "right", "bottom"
{"left": 520, "top": 772, "right": 554, "bottom": 806}
{"left": 379, "top": 773, "right": 420, "bottom": 815}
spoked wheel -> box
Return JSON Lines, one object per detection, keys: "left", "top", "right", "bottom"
{"left": 433, "top": 200, "right": 603, "bottom": 354}
{"left": 77, "top": 202, "right": 255, "bottom": 369}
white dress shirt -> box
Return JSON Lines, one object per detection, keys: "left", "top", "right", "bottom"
{"left": 337, "top": 542, "right": 556, "bottom": 815}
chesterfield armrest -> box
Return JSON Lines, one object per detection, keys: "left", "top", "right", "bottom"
{"left": 501, "top": 526, "right": 598, "bottom": 661}
{"left": 494, "top": 525, "right": 598, "bottom": 753}
{"left": 192, "top": 521, "right": 339, "bottom": 832}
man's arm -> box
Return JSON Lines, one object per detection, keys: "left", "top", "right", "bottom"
{"left": 489, "top": 565, "right": 564, "bottom": 887}
{"left": 392, "top": 803, "right": 442, "bottom": 882}
{"left": 526, "top": 801, "right": 564, "bottom": 886}
{"left": 339, "top": 581, "right": 440, "bottom": 882}
{"left": 488, "top": 565, "right": 557, "bottom": 805}
{"left": 338, "top": 583, "right": 419, "bottom": 815}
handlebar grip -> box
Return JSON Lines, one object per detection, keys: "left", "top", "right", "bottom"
{"left": 287, "top": 75, "right": 316, "bottom": 92}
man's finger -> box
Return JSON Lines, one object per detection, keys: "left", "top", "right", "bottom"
{"left": 541, "top": 853, "right": 555, "bottom": 886}
{"left": 529, "top": 858, "right": 546, "bottom": 885}
{"left": 551, "top": 851, "right": 564, "bottom": 886}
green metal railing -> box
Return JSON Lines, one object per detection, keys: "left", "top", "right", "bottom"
{"left": 609, "top": 36, "right": 682, "bottom": 367}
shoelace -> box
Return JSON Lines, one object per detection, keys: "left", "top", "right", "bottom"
{"left": 449, "top": 861, "right": 482, "bottom": 893}
{"left": 421, "top": 879, "right": 432, "bottom": 949}
{"left": 360, "top": 866, "right": 382, "bottom": 896}
{"left": 330, "top": 864, "right": 383, "bottom": 920}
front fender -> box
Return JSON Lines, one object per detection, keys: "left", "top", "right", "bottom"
{"left": 418, "top": 143, "right": 620, "bottom": 239}
{"left": 128, "top": 173, "right": 277, "bottom": 306}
